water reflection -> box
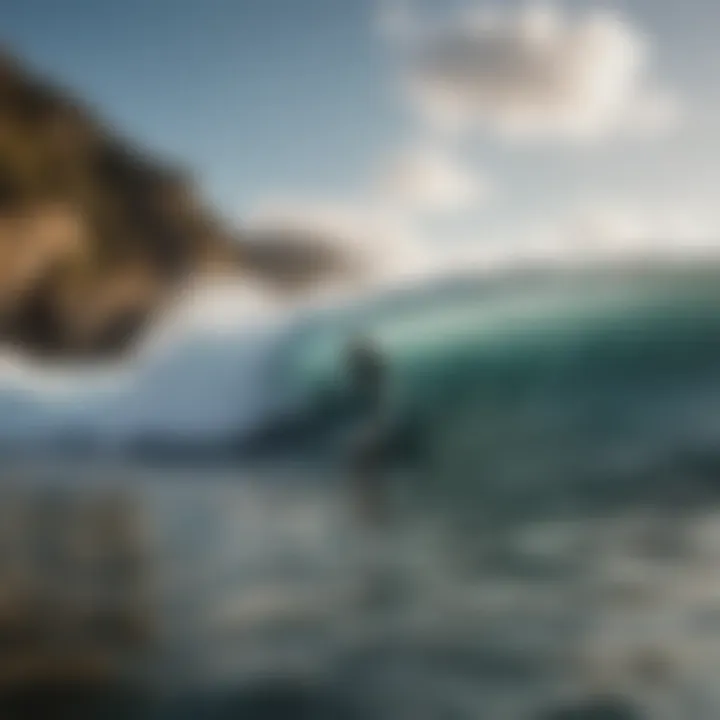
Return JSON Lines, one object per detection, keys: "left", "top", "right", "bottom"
{"left": 2, "top": 465, "right": 720, "bottom": 717}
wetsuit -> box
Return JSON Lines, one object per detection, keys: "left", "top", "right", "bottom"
{"left": 346, "top": 339, "right": 390, "bottom": 526}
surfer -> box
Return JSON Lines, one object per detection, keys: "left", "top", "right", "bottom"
{"left": 345, "top": 335, "right": 423, "bottom": 611}
{"left": 345, "top": 335, "right": 391, "bottom": 528}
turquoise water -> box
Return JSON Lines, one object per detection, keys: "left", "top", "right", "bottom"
{"left": 12, "top": 264, "right": 720, "bottom": 718}
{"left": 276, "top": 265, "right": 720, "bottom": 519}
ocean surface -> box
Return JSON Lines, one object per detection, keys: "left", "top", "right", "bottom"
{"left": 9, "top": 263, "right": 720, "bottom": 718}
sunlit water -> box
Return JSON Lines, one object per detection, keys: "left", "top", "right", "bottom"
{"left": 24, "top": 462, "right": 720, "bottom": 719}
{"left": 11, "top": 265, "right": 720, "bottom": 718}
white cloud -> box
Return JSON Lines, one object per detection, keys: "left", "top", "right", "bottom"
{"left": 396, "top": 4, "right": 680, "bottom": 141}
{"left": 378, "top": 144, "right": 490, "bottom": 212}
{"left": 621, "top": 89, "right": 682, "bottom": 137}
{"left": 568, "top": 202, "right": 720, "bottom": 257}
{"left": 238, "top": 143, "right": 493, "bottom": 297}
{"left": 241, "top": 194, "right": 720, "bottom": 299}
{"left": 497, "top": 201, "right": 720, "bottom": 267}
{"left": 245, "top": 200, "right": 436, "bottom": 288}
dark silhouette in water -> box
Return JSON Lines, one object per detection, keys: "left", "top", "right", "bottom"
{"left": 345, "top": 336, "right": 391, "bottom": 527}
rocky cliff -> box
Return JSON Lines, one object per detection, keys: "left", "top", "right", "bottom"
{"left": 0, "top": 51, "right": 355, "bottom": 358}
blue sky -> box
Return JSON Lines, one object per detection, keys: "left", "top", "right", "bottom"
{"left": 3, "top": 0, "right": 720, "bottom": 268}
{"left": 2, "top": 0, "right": 396, "bottom": 214}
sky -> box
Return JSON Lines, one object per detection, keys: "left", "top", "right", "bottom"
{"left": 0, "top": 0, "right": 719, "bottom": 422}
{"left": 2, "top": 0, "right": 720, "bottom": 275}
